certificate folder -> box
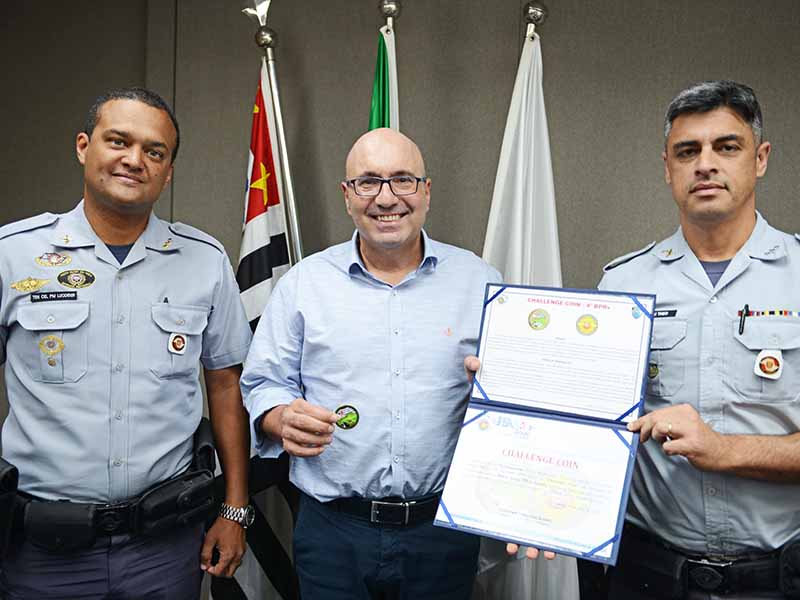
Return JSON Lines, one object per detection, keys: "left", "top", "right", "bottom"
{"left": 434, "top": 284, "right": 655, "bottom": 565}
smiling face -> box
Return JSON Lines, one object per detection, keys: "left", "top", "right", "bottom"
{"left": 342, "top": 129, "right": 431, "bottom": 263}
{"left": 76, "top": 98, "right": 176, "bottom": 216}
{"left": 663, "top": 107, "right": 770, "bottom": 229}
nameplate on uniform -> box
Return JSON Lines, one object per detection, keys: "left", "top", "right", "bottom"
{"left": 30, "top": 291, "right": 78, "bottom": 303}
{"left": 653, "top": 310, "right": 677, "bottom": 318}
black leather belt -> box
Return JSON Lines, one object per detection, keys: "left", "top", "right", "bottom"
{"left": 17, "top": 493, "right": 136, "bottom": 537}
{"left": 626, "top": 523, "right": 779, "bottom": 594}
{"left": 323, "top": 493, "right": 440, "bottom": 526}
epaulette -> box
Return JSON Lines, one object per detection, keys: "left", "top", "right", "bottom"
{"left": 0, "top": 213, "right": 58, "bottom": 241}
{"left": 169, "top": 222, "right": 224, "bottom": 253}
{"left": 602, "top": 241, "right": 656, "bottom": 272}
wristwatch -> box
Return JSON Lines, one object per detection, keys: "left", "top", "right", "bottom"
{"left": 218, "top": 503, "right": 255, "bottom": 528}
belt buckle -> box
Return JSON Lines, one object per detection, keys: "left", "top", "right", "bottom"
{"left": 370, "top": 500, "right": 412, "bottom": 525}
{"left": 95, "top": 503, "right": 130, "bottom": 535}
{"left": 687, "top": 557, "right": 732, "bottom": 592}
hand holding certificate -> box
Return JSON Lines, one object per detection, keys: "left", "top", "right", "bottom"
{"left": 435, "top": 285, "right": 654, "bottom": 565}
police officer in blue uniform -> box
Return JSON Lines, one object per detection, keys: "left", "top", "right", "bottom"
{"left": 599, "top": 81, "right": 800, "bottom": 598}
{"left": 0, "top": 88, "right": 253, "bottom": 598}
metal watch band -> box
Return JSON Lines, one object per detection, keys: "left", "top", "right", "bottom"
{"left": 218, "top": 502, "right": 254, "bottom": 528}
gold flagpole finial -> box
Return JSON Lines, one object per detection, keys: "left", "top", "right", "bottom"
{"left": 379, "top": 0, "right": 401, "bottom": 30}
{"left": 523, "top": 1, "right": 548, "bottom": 39}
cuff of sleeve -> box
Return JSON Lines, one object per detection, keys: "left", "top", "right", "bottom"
{"left": 246, "top": 393, "right": 294, "bottom": 458}
{"left": 202, "top": 346, "right": 250, "bottom": 371}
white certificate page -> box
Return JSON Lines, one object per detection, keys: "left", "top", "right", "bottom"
{"left": 435, "top": 407, "right": 636, "bottom": 564}
{"left": 474, "top": 285, "right": 655, "bottom": 422}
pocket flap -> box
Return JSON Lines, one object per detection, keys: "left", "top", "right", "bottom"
{"left": 17, "top": 302, "right": 90, "bottom": 331}
{"left": 151, "top": 304, "right": 208, "bottom": 335}
{"left": 733, "top": 318, "right": 800, "bottom": 351}
{"left": 650, "top": 319, "right": 687, "bottom": 350}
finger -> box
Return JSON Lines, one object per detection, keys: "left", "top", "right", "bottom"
{"left": 464, "top": 355, "right": 481, "bottom": 374}
{"left": 283, "top": 439, "right": 329, "bottom": 457}
{"left": 662, "top": 438, "right": 687, "bottom": 457}
{"left": 544, "top": 551, "right": 556, "bottom": 560}
{"left": 282, "top": 426, "right": 333, "bottom": 446}
{"left": 506, "top": 542, "right": 519, "bottom": 555}
{"left": 285, "top": 412, "right": 336, "bottom": 436}
{"left": 525, "top": 547, "right": 540, "bottom": 560}
{"left": 224, "top": 554, "right": 244, "bottom": 578}
{"left": 651, "top": 421, "right": 672, "bottom": 444}
{"left": 207, "top": 552, "right": 231, "bottom": 577}
{"left": 290, "top": 399, "right": 340, "bottom": 423}
{"left": 199, "top": 536, "right": 215, "bottom": 570}
{"left": 638, "top": 418, "right": 656, "bottom": 443}
{"left": 627, "top": 418, "right": 644, "bottom": 433}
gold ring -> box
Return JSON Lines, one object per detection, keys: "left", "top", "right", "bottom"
{"left": 667, "top": 422, "right": 673, "bottom": 434}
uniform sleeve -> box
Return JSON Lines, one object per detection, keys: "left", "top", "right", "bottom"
{"left": 200, "top": 251, "right": 252, "bottom": 370}
{"left": 240, "top": 268, "right": 304, "bottom": 458}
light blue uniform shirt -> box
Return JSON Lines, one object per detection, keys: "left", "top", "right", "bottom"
{"left": 241, "top": 231, "right": 500, "bottom": 502}
{"left": 600, "top": 212, "right": 800, "bottom": 554}
{"left": 0, "top": 202, "right": 252, "bottom": 503}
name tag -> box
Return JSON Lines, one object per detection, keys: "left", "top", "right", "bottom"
{"left": 30, "top": 291, "right": 78, "bottom": 303}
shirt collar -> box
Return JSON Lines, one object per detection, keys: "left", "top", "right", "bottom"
{"left": 48, "top": 200, "right": 182, "bottom": 253}
{"left": 652, "top": 211, "right": 784, "bottom": 263}
{"left": 346, "top": 230, "right": 439, "bottom": 276}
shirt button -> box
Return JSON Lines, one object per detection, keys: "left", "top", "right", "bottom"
{"left": 709, "top": 296, "right": 718, "bottom": 303}
{"left": 392, "top": 290, "right": 398, "bottom": 297}
{"left": 707, "top": 487, "right": 717, "bottom": 496}
{"left": 114, "top": 363, "right": 125, "bottom": 372}
{"left": 116, "top": 315, "right": 125, "bottom": 325}
{"left": 176, "top": 318, "right": 186, "bottom": 326}
{"left": 116, "top": 273, "right": 124, "bottom": 280}
{"left": 393, "top": 456, "right": 400, "bottom": 463}
{"left": 395, "top": 411, "right": 401, "bottom": 421}
{"left": 113, "top": 459, "right": 123, "bottom": 467}
{"left": 393, "top": 329, "right": 400, "bottom": 335}
{"left": 46, "top": 315, "right": 56, "bottom": 324}
{"left": 114, "top": 412, "right": 123, "bottom": 420}
{"left": 393, "top": 369, "right": 401, "bottom": 377}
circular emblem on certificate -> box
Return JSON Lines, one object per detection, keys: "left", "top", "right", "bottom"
{"left": 39, "top": 335, "right": 65, "bottom": 356}
{"left": 57, "top": 269, "right": 95, "bottom": 289}
{"left": 335, "top": 405, "right": 359, "bottom": 430}
{"left": 759, "top": 354, "right": 781, "bottom": 375}
{"left": 576, "top": 314, "right": 598, "bottom": 336}
{"left": 528, "top": 308, "right": 550, "bottom": 331}
{"left": 35, "top": 252, "right": 71, "bottom": 267}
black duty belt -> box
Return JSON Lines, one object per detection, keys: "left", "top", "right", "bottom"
{"left": 625, "top": 523, "right": 780, "bottom": 595}
{"left": 323, "top": 493, "right": 440, "bottom": 526}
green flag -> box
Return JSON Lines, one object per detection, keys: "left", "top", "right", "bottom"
{"left": 368, "top": 25, "right": 399, "bottom": 130}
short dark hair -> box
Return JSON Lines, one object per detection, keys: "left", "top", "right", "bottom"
{"left": 664, "top": 80, "right": 763, "bottom": 144}
{"left": 85, "top": 87, "right": 180, "bottom": 162}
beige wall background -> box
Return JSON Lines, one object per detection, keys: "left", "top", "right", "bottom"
{"left": 2, "top": 0, "right": 800, "bottom": 596}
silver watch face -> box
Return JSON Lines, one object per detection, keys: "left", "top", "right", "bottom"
{"left": 244, "top": 505, "right": 255, "bottom": 528}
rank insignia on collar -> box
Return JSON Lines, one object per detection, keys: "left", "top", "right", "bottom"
{"left": 661, "top": 248, "right": 673, "bottom": 258}
{"left": 35, "top": 252, "right": 72, "bottom": 267}
{"left": 162, "top": 238, "right": 172, "bottom": 249}
{"left": 39, "top": 335, "right": 65, "bottom": 356}
{"left": 62, "top": 235, "right": 72, "bottom": 245}
{"left": 11, "top": 277, "right": 50, "bottom": 293}
{"left": 57, "top": 269, "right": 95, "bottom": 289}
{"left": 335, "top": 405, "right": 359, "bottom": 430}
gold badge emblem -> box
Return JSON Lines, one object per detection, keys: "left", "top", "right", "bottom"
{"left": 57, "top": 269, "right": 95, "bottom": 289}
{"left": 39, "top": 335, "right": 65, "bottom": 356}
{"left": 35, "top": 252, "right": 72, "bottom": 267}
{"left": 169, "top": 333, "right": 187, "bottom": 355}
{"left": 648, "top": 362, "right": 659, "bottom": 379}
{"left": 528, "top": 308, "right": 550, "bottom": 331}
{"left": 162, "top": 238, "right": 172, "bottom": 249}
{"left": 11, "top": 277, "right": 50, "bottom": 293}
{"left": 576, "top": 314, "right": 599, "bottom": 336}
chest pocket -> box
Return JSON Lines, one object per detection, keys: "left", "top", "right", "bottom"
{"left": 16, "top": 302, "right": 90, "bottom": 383}
{"left": 150, "top": 304, "right": 208, "bottom": 379}
{"left": 728, "top": 318, "right": 800, "bottom": 403}
{"left": 647, "top": 319, "right": 687, "bottom": 399}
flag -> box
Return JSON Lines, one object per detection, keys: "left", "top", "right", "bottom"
{"left": 236, "top": 58, "right": 291, "bottom": 330}
{"left": 474, "top": 33, "right": 578, "bottom": 600}
{"left": 368, "top": 25, "right": 399, "bottom": 130}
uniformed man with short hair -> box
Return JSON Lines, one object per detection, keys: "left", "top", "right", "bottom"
{"left": 0, "top": 87, "right": 253, "bottom": 598}
{"left": 599, "top": 80, "right": 800, "bottom": 599}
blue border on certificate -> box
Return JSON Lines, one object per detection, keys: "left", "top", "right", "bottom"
{"left": 434, "top": 403, "right": 640, "bottom": 566}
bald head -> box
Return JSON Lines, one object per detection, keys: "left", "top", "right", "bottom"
{"left": 345, "top": 128, "right": 426, "bottom": 179}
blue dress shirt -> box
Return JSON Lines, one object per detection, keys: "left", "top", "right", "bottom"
{"left": 241, "top": 231, "right": 500, "bottom": 502}
{"left": 0, "top": 202, "right": 252, "bottom": 503}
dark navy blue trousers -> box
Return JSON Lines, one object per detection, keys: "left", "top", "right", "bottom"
{"left": 0, "top": 523, "right": 203, "bottom": 599}
{"left": 294, "top": 493, "right": 480, "bottom": 600}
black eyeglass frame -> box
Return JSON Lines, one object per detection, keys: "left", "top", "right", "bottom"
{"left": 343, "top": 175, "right": 428, "bottom": 197}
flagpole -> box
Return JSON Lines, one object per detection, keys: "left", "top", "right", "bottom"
{"left": 380, "top": 0, "right": 400, "bottom": 29}
{"left": 253, "top": 25, "right": 304, "bottom": 264}
{"left": 523, "top": 1, "right": 548, "bottom": 38}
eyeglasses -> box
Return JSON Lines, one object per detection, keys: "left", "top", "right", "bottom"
{"left": 344, "top": 175, "right": 427, "bottom": 197}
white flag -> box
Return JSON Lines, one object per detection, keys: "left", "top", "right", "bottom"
{"left": 475, "top": 33, "right": 578, "bottom": 600}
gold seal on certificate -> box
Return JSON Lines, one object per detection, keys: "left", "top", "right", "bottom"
{"left": 435, "top": 284, "right": 655, "bottom": 565}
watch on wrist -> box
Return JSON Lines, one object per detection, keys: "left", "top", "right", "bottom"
{"left": 219, "top": 502, "right": 255, "bottom": 528}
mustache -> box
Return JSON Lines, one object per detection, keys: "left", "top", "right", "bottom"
{"left": 689, "top": 180, "right": 728, "bottom": 193}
